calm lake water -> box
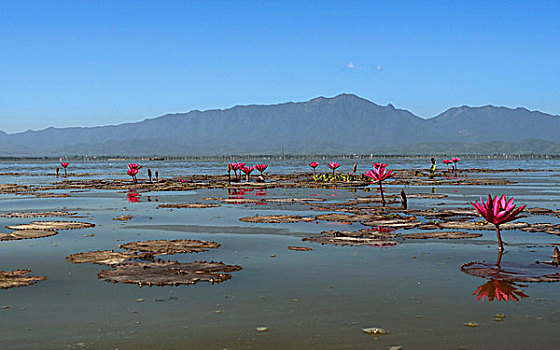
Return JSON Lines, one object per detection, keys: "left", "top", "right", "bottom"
{"left": 0, "top": 158, "right": 559, "bottom": 349}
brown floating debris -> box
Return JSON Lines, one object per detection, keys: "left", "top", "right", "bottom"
{"left": 0, "top": 269, "right": 46, "bottom": 289}
{"left": 0, "top": 211, "right": 77, "bottom": 218}
{"left": 288, "top": 246, "right": 313, "bottom": 251}
{"left": 362, "top": 217, "right": 422, "bottom": 229}
{"left": 157, "top": 203, "right": 221, "bottom": 209}
{"left": 7, "top": 221, "right": 95, "bottom": 231}
{"left": 404, "top": 231, "right": 482, "bottom": 239}
{"left": 113, "top": 215, "right": 134, "bottom": 221}
{"left": 521, "top": 223, "right": 560, "bottom": 236}
{"left": 303, "top": 235, "right": 398, "bottom": 247}
{"left": 66, "top": 250, "right": 137, "bottom": 265}
{"left": 314, "top": 213, "right": 374, "bottom": 222}
{"left": 527, "top": 207, "right": 560, "bottom": 215}
{"left": 239, "top": 215, "right": 314, "bottom": 223}
{"left": 120, "top": 239, "right": 220, "bottom": 255}
{"left": 0, "top": 229, "right": 57, "bottom": 241}
{"left": 98, "top": 260, "right": 242, "bottom": 286}
{"left": 438, "top": 221, "right": 528, "bottom": 230}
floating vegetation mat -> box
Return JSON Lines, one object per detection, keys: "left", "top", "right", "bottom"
{"left": 526, "top": 207, "right": 560, "bottom": 216}
{"left": 288, "top": 246, "right": 313, "bottom": 251}
{"left": 120, "top": 239, "right": 220, "bottom": 255}
{"left": 403, "top": 231, "right": 482, "bottom": 239}
{"left": 239, "top": 215, "right": 314, "bottom": 223}
{"left": 158, "top": 203, "right": 221, "bottom": 209}
{"left": 303, "top": 229, "right": 399, "bottom": 247}
{"left": 521, "top": 223, "right": 560, "bottom": 236}
{"left": 98, "top": 260, "right": 242, "bottom": 286}
{"left": 461, "top": 261, "right": 560, "bottom": 283}
{"left": 0, "top": 269, "right": 46, "bottom": 289}
{"left": 6, "top": 221, "right": 95, "bottom": 231}
{"left": 0, "top": 211, "right": 77, "bottom": 218}
{"left": 66, "top": 250, "right": 138, "bottom": 266}
{"left": 113, "top": 215, "right": 133, "bottom": 221}
{"left": 303, "top": 235, "right": 398, "bottom": 247}
{"left": 0, "top": 229, "right": 57, "bottom": 241}
{"left": 437, "top": 221, "right": 528, "bottom": 230}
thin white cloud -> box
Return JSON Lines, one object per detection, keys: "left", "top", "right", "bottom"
{"left": 376, "top": 64, "right": 382, "bottom": 71}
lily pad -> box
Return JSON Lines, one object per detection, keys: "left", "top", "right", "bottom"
{"left": 7, "top": 221, "right": 95, "bottom": 231}
{"left": 0, "top": 211, "right": 77, "bottom": 218}
{"left": 239, "top": 215, "right": 314, "bottom": 223}
{"left": 98, "top": 260, "right": 242, "bottom": 286}
{"left": 404, "top": 231, "right": 482, "bottom": 239}
{"left": 438, "top": 221, "right": 528, "bottom": 230}
{"left": 288, "top": 246, "right": 313, "bottom": 251}
{"left": 303, "top": 235, "right": 398, "bottom": 247}
{"left": 0, "top": 229, "right": 57, "bottom": 241}
{"left": 120, "top": 239, "right": 220, "bottom": 255}
{"left": 461, "top": 261, "right": 560, "bottom": 283}
{"left": 157, "top": 203, "right": 220, "bottom": 209}
{"left": 66, "top": 250, "right": 137, "bottom": 265}
{"left": 113, "top": 215, "right": 133, "bottom": 221}
{"left": 0, "top": 269, "right": 47, "bottom": 289}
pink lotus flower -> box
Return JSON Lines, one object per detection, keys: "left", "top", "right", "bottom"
{"left": 61, "top": 162, "right": 69, "bottom": 176}
{"left": 128, "top": 163, "right": 142, "bottom": 170}
{"left": 471, "top": 194, "right": 526, "bottom": 251}
{"left": 451, "top": 157, "right": 460, "bottom": 172}
{"left": 364, "top": 164, "right": 395, "bottom": 206}
{"left": 229, "top": 162, "right": 244, "bottom": 181}
{"left": 242, "top": 166, "right": 254, "bottom": 182}
{"left": 127, "top": 168, "right": 139, "bottom": 183}
{"left": 443, "top": 159, "right": 452, "bottom": 171}
{"left": 309, "top": 161, "right": 319, "bottom": 176}
{"left": 254, "top": 164, "right": 268, "bottom": 175}
{"left": 328, "top": 162, "right": 340, "bottom": 176}
{"left": 372, "top": 162, "right": 388, "bottom": 169}
{"left": 473, "top": 279, "right": 528, "bottom": 302}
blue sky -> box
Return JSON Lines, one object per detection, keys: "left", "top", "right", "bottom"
{"left": 1, "top": 1, "right": 559, "bottom": 133}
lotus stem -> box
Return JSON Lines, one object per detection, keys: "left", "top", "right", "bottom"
{"left": 496, "top": 249, "right": 503, "bottom": 267}
{"left": 313, "top": 168, "right": 316, "bottom": 176}
{"left": 495, "top": 225, "right": 504, "bottom": 251}
{"left": 379, "top": 182, "right": 385, "bottom": 206}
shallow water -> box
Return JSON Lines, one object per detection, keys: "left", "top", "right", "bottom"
{"left": 0, "top": 159, "right": 559, "bottom": 349}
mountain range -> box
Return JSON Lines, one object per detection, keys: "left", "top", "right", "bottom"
{"left": 1, "top": 94, "right": 559, "bottom": 156}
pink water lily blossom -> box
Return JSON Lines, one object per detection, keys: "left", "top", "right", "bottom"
{"left": 242, "top": 166, "right": 254, "bottom": 182}
{"left": 471, "top": 194, "right": 526, "bottom": 251}
{"left": 128, "top": 163, "right": 142, "bottom": 170}
{"left": 451, "top": 157, "right": 461, "bottom": 172}
{"left": 443, "top": 159, "right": 452, "bottom": 171}
{"left": 309, "top": 162, "right": 319, "bottom": 176}
{"left": 364, "top": 163, "right": 395, "bottom": 206}
{"left": 254, "top": 164, "right": 268, "bottom": 174}
{"left": 372, "top": 162, "right": 388, "bottom": 169}
{"left": 61, "top": 162, "right": 69, "bottom": 176}
{"left": 127, "top": 168, "right": 139, "bottom": 184}
{"left": 328, "top": 162, "right": 340, "bottom": 176}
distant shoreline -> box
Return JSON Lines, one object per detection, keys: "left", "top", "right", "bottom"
{"left": 0, "top": 154, "right": 558, "bottom": 162}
